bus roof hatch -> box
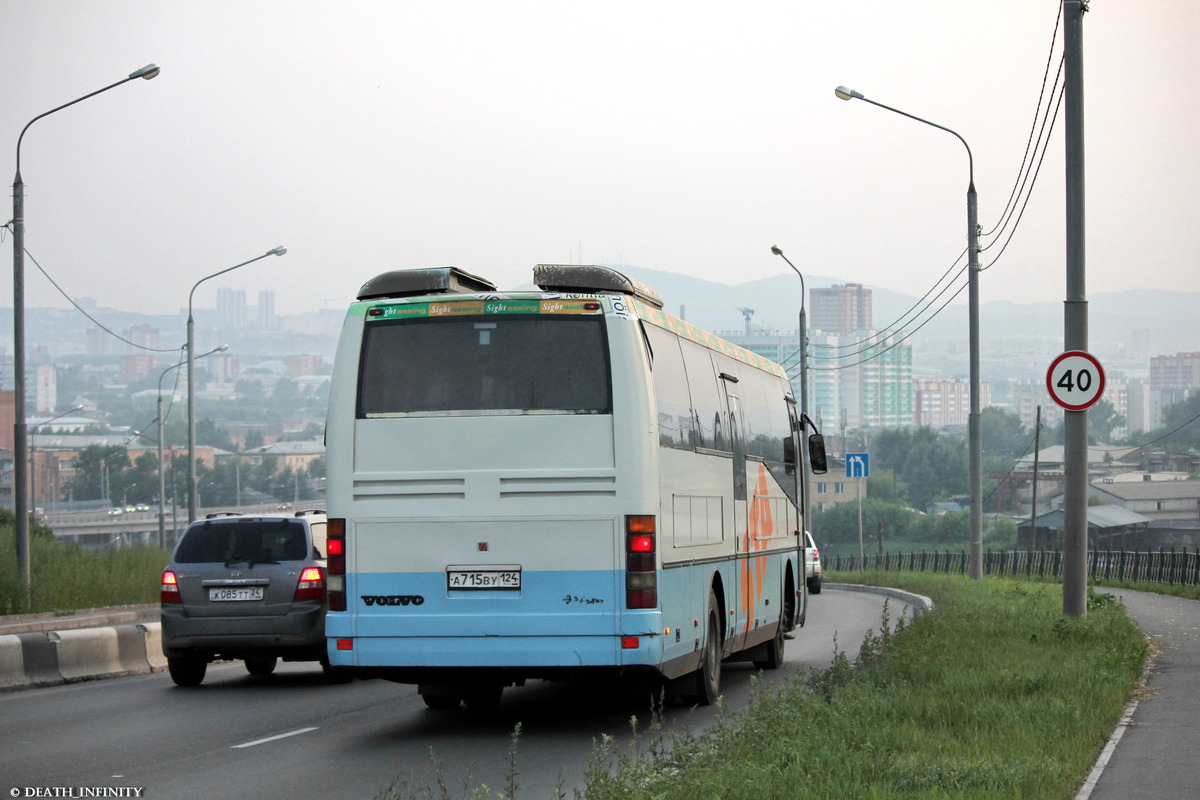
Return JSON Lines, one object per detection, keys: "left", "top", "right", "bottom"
{"left": 357, "top": 267, "right": 497, "bottom": 301}
{"left": 533, "top": 264, "right": 663, "bottom": 309}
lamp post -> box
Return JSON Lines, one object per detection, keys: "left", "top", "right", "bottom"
{"left": 28, "top": 405, "right": 83, "bottom": 516}
{"left": 770, "top": 245, "right": 811, "bottom": 534}
{"left": 159, "top": 345, "right": 227, "bottom": 546}
{"left": 834, "top": 85, "right": 983, "bottom": 579}
{"left": 187, "top": 247, "right": 286, "bottom": 522}
{"left": 11, "top": 64, "right": 160, "bottom": 600}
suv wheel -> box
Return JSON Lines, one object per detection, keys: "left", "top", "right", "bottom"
{"left": 168, "top": 655, "right": 207, "bottom": 687}
{"left": 245, "top": 656, "right": 278, "bottom": 677}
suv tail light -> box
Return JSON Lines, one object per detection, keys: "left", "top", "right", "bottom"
{"left": 294, "top": 566, "right": 326, "bottom": 601}
{"left": 625, "top": 515, "right": 657, "bottom": 609}
{"left": 327, "top": 518, "right": 346, "bottom": 611}
{"left": 161, "top": 570, "right": 181, "bottom": 604}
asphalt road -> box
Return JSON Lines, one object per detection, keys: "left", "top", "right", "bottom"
{"left": 1, "top": 587, "right": 911, "bottom": 799}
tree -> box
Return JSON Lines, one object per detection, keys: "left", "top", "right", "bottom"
{"left": 66, "top": 445, "right": 130, "bottom": 502}
{"left": 981, "top": 407, "right": 1030, "bottom": 471}
{"left": 1088, "top": 399, "right": 1126, "bottom": 444}
{"left": 867, "top": 468, "right": 909, "bottom": 506}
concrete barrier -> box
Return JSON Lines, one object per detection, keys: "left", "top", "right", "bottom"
{"left": 54, "top": 628, "right": 122, "bottom": 681}
{"left": 140, "top": 622, "right": 167, "bottom": 671}
{"left": 0, "top": 620, "right": 166, "bottom": 693}
{"left": 0, "top": 634, "right": 29, "bottom": 691}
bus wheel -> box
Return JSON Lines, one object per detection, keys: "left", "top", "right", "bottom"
{"left": 692, "top": 592, "right": 722, "bottom": 705}
{"left": 463, "top": 684, "right": 503, "bottom": 711}
{"left": 419, "top": 685, "right": 463, "bottom": 710}
{"left": 421, "top": 693, "right": 462, "bottom": 710}
{"left": 754, "top": 619, "right": 786, "bottom": 670}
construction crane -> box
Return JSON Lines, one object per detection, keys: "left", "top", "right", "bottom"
{"left": 736, "top": 307, "right": 756, "bottom": 337}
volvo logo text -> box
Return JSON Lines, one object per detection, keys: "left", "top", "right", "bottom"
{"left": 362, "top": 595, "right": 425, "bottom": 607}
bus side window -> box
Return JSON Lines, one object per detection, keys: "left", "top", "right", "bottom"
{"left": 680, "top": 339, "right": 724, "bottom": 451}
{"left": 644, "top": 323, "right": 695, "bottom": 449}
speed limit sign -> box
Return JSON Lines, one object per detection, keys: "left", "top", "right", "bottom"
{"left": 1047, "top": 350, "right": 1106, "bottom": 411}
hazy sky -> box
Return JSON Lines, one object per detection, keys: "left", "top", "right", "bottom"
{"left": 2, "top": 1, "right": 1197, "bottom": 328}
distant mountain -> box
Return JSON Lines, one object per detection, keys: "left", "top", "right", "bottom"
{"left": 604, "top": 265, "right": 1200, "bottom": 378}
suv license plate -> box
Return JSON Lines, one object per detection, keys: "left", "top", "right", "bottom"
{"left": 447, "top": 568, "right": 521, "bottom": 590}
{"left": 209, "top": 586, "right": 265, "bottom": 602}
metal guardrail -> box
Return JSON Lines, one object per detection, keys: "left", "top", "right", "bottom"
{"left": 826, "top": 548, "right": 1200, "bottom": 587}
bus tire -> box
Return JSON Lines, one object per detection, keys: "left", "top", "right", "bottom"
{"left": 755, "top": 583, "right": 790, "bottom": 670}
{"left": 421, "top": 692, "right": 462, "bottom": 710}
{"left": 463, "top": 684, "right": 504, "bottom": 711}
{"left": 691, "top": 591, "right": 722, "bottom": 705}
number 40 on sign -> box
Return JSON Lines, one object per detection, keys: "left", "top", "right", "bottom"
{"left": 1046, "top": 350, "right": 1106, "bottom": 411}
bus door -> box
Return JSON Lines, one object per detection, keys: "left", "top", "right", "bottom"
{"left": 718, "top": 368, "right": 750, "bottom": 653}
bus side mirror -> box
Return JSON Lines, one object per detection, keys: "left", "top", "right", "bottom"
{"left": 808, "top": 434, "right": 828, "bottom": 474}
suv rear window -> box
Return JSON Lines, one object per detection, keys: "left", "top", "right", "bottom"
{"left": 174, "top": 519, "right": 310, "bottom": 564}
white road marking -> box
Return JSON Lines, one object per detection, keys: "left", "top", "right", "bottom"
{"left": 232, "top": 726, "right": 318, "bottom": 749}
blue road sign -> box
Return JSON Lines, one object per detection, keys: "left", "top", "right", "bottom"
{"left": 846, "top": 453, "right": 870, "bottom": 479}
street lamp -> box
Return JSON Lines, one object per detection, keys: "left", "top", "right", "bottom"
{"left": 28, "top": 405, "right": 83, "bottom": 515}
{"left": 770, "top": 245, "right": 811, "bottom": 535}
{"left": 159, "top": 345, "right": 227, "bottom": 547}
{"left": 12, "top": 64, "right": 160, "bottom": 600}
{"left": 187, "top": 247, "right": 286, "bottom": 522}
{"left": 834, "top": 85, "right": 983, "bottom": 579}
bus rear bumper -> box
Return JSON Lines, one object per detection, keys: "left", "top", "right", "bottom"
{"left": 326, "top": 632, "right": 667, "bottom": 679}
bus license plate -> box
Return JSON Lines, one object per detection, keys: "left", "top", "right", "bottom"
{"left": 447, "top": 567, "right": 521, "bottom": 591}
{"left": 209, "top": 586, "right": 265, "bottom": 602}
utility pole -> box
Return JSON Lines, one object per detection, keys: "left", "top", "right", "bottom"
{"left": 1030, "top": 406, "right": 1041, "bottom": 551}
{"left": 1061, "top": 0, "right": 1089, "bottom": 617}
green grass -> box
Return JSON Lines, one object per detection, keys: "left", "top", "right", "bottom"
{"left": 579, "top": 573, "right": 1148, "bottom": 800}
{"left": 373, "top": 573, "right": 1149, "bottom": 800}
{"left": 0, "top": 524, "right": 167, "bottom": 615}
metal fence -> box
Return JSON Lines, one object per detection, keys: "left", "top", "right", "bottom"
{"left": 826, "top": 548, "right": 1200, "bottom": 587}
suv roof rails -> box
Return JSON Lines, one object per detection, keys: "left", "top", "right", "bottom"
{"left": 294, "top": 509, "right": 326, "bottom": 517}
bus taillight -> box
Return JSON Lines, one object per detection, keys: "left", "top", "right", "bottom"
{"left": 625, "top": 515, "right": 657, "bottom": 609}
{"left": 328, "top": 518, "right": 346, "bottom": 612}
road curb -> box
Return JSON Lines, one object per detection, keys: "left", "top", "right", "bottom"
{"left": 826, "top": 582, "right": 935, "bottom": 615}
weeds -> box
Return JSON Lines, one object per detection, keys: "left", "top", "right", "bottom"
{"left": 0, "top": 524, "right": 166, "bottom": 614}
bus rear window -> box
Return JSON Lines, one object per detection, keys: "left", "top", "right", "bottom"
{"left": 358, "top": 316, "right": 612, "bottom": 416}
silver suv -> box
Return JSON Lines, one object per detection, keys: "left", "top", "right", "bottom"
{"left": 160, "top": 510, "right": 331, "bottom": 686}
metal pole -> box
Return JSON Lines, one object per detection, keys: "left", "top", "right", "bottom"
{"left": 967, "top": 182, "right": 983, "bottom": 579}
{"left": 770, "top": 246, "right": 811, "bottom": 534}
{"left": 186, "top": 248, "right": 285, "bottom": 522}
{"left": 1030, "top": 405, "right": 1041, "bottom": 550}
{"left": 800, "top": 303, "right": 810, "bottom": 531}
{"left": 13, "top": 174, "right": 28, "bottom": 598}
{"left": 186, "top": 314, "right": 196, "bottom": 523}
{"left": 158, "top": 390, "right": 166, "bottom": 548}
{"left": 11, "top": 65, "right": 159, "bottom": 604}
{"left": 1062, "top": 0, "right": 1089, "bottom": 617}
{"left": 834, "top": 85, "right": 983, "bottom": 578}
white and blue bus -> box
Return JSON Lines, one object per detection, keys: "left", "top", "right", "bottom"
{"left": 323, "top": 265, "right": 826, "bottom": 708}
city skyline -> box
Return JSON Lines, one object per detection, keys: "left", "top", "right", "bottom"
{"left": 2, "top": 1, "right": 1198, "bottom": 319}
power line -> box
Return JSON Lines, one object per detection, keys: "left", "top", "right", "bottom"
{"left": 2, "top": 221, "right": 180, "bottom": 354}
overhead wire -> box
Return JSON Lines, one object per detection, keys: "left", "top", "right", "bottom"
{"left": 2, "top": 223, "right": 182, "bottom": 354}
